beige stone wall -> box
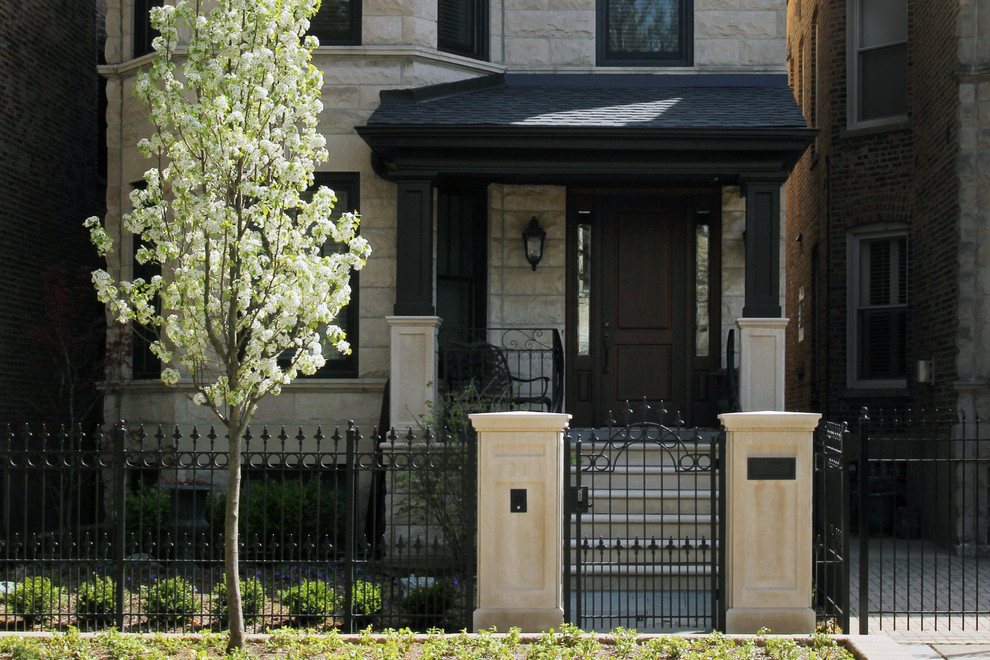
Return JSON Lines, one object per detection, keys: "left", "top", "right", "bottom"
{"left": 487, "top": 185, "right": 567, "bottom": 332}
{"left": 495, "top": 0, "right": 785, "bottom": 69}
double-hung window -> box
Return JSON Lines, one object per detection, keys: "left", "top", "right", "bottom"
{"left": 848, "top": 228, "right": 908, "bottom": 387}
{"left": 438, "top": 0, "right": 488, "bottom": 60}
{"left": 290, "top": 173, "right": 361, "bottom": 379}
{"left": 598, "top": 0, "right": 692, "bottom": 66}
{"left": 848, "top": 0, "right": 907, "bottom": 128}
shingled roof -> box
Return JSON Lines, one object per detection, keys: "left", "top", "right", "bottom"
{"left": 357, "top": 73, "right": 816, "bottom": 182}
{"left": 367, "top": 73, "right": 807, "bottom": 130}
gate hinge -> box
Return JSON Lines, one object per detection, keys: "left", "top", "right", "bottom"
{"left": 569, "top": 485, "right": 591, "bottom": 513}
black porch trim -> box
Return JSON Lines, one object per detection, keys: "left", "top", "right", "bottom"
{"left": 742, "top": 178, "right": 784, "bottom": 318}
{"left": 357, "top": 73, "right": 816, "bottom": 184}
{"left": 394, "top": 180, "right": 435, "bottom": 316}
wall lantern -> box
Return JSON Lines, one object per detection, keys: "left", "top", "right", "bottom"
{"left": 522, "top": 216, "right": 546, "bottom": 271}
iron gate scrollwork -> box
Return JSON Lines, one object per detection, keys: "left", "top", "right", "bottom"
{"left": 812, "top": 418, "right": 850, "bottom": 633}
{"left": 563, "top": 401, "right": 724, "bottom": 632}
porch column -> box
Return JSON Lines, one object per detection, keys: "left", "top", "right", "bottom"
{"left": 389, "top": 179, "right": 439, "bottom": 430}
{"left": 738, "top": 179, "right": 787, "bottom": 411}
{"left": 470, "top": 411, "right": 570, "bottom": 632}
{"left": 720, "top": 411, "right": 820, "bottom": 634}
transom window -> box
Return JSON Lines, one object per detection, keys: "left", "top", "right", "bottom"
{"left": 848, "top": 0, "right": 907, "bottom": 128}
{"left": 848, "top": 228, "right": 908, "bottom": 387}
{"left": 598, "top": 0, "right": 692, "bottom": 67}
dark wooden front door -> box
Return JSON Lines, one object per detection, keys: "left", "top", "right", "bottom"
{"left": 567, "top": 191, "right": 721, "bottom": 428}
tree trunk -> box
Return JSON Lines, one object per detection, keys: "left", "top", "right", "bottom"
{"left": 225, "top": 410, "right": 246, "bottom": 652}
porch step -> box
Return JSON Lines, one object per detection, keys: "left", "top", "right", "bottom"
{"left": 575, "top": 466, "right": 715, "bottom": 491}
{"left": 571, "top": 514, "right": 716, "bottom": 542}
{"left": 567, "top": 537, "right": 718, "bottom": 565}
{"left": 583, "top": 489, "right": 715, "bottom": 515}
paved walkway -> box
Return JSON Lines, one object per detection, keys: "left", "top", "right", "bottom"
{"left": 848, "top": 538, "right": 990, "bottom": 658}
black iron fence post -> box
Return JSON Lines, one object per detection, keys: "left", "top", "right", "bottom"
{"left": 113, "top": 421, "right": 127, "bottom": 632}
{"left": 858, "top": 408, "right": 870, "bottom": 635}
{"left": 343, "top": 421, "right": 356, "bottom": 631}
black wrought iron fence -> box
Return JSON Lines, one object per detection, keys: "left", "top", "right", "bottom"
{"left": 812, "top": 418, "right": 849, "bottom": 632}
{"left": 0, "top": 421, "right": 476, "bottom": 633}
{"left": 854, "top": 407, "right": 990, "bottom": 634}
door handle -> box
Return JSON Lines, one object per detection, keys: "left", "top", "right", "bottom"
{"left": 602, "top": 321, "right": 611, "bottom": 374}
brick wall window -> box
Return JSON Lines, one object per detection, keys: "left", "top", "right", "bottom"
{"left": 848, "top": 0, "right": 907, "bottom": 129}
{"left": 438, "top": 0, "right": 488, "bottom": 60}
{"left": 597, "top": 0, "right": 692, "bottom": 67}
{"left": 848, "top": 227, "right": 908, "bottom": 387}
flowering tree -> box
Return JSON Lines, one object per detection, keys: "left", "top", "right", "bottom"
{"left": 85, "top": 0, "right": 369, "bottom": 648}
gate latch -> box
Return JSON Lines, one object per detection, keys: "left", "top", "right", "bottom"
{"left": 569, "top": 486, "right": 591, "bottom": 513}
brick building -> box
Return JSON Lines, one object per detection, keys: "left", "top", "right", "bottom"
{"left": 783, "top": 0, "right": 987, "bottom": 419}
{"left": 0, "top": 1, "right": 108, "bottom": 426}
{"left": 101, "top": 0, "right": 814, "bottom": 431}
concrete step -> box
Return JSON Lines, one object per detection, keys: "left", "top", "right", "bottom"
{"left": 567, "top": 537, "right": 718, "bottom": 564}
{"left": 571, "top": 465, "right": 716, "bottom": 490}
{"left": 571, "top": 513, "right": 717, "bottom": 542}
{"left": 581, "top": 489, "right": 715, "bottom": 515}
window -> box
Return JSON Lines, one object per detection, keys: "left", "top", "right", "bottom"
{"left": 848, "top": 0, "right": 907, "bottom": 128}
{"left": 438, "top": 0, "right": 488, "bottom": 60}
{"left": 309, "top": 0, "right": 361, "bottom": 46}
{"left": 293, "top": 173, "right": 361, "bottom": 378}
{"left": 598, "top": 0, "right": 692, "bottom": 67}
{"left": 132, "top": 235, "right": 162, "bottom": 380}
{"left": 134, "top": 0, "right": 360, "bottom": 59}
{"left": 848, "top": 228, "right": 908, "bottom": 387}
{"left": 133, "top": 0, "right": 161, "bottom": 58}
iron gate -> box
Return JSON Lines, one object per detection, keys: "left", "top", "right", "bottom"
{"left": 563, "top": 402, "right": 724, "bottom": 632}
{"left": 812, "top": 418, "right": 850, "bottom": 632}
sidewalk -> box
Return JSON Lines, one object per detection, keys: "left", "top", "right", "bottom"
{"left": 848, "top": 538, "right": 990, "bottom": 658}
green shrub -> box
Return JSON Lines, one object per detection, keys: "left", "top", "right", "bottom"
{"left": 124, "top": 484, "right": 171, "bottom": 539}
{"left": 350, "top": 579, "right": 382, "bottom": 616}
{"left": 208, "top": 475, "right": 346, "bottom": 552}
{"left": 6, "top": 577, "right": 60, "bottom": 624}
{"left": 278, "top": 579, "right": 337, "bottom": 625}
{"left": 142, "top": 576, "right": 198, "bottom": 625}
{"left": 212, "top": 576, "right": 265, "bottom": 625}
{"left": 399, "top": 581, "right": 456, "bottom": 630}
{"left": 75, "top": 576, "right": 120, "bottom": 627}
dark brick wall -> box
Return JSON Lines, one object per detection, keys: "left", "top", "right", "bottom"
{"left": 0, "top": 0, "right": 107, "bottom": 425}
{"left": 784, "top": 0, "right": 960, "bottom": 417}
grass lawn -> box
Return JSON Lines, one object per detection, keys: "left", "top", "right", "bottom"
{"left": 0, "top": 625, "right": 854, "bottom": 659}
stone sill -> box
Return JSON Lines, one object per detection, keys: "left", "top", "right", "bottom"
{"left": 103, "top": 376, "right": 388, "bottom": 395}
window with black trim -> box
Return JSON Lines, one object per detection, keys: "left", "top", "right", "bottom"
{"left": 438, "top": 0, "right": 488, "bottom": 60}
{"left": 848, "top": 228, "right": 908, "bottom": 387}
{"left": 134, "top": 0, "right": 161, "bottom": 59}
{"left": 598, "top": 0, "right": 692, "bottom": 67}
{"left": 848, "top": 0, "right": 907, "bottom": 128}
{"left": 309, "top": 0, "right": 362, "bottom": 46}
{"left": 291, "top": 173, "right": 361, "bottom": 378}
{"left": 129, "top": 181, "right": 161, "bottom": 380}
{"left": 134, "top": 0, "right": 359, "bottom": 60}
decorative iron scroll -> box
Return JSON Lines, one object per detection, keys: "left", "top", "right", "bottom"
{"left": 574, "top": 399, "right": 713, "bottom": 474}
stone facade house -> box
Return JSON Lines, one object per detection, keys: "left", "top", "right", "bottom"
{"left": 784, "top": 0, "right": 985, "bottom": 420}
{"left": 100, "top": 0, "right": 814, "bottom": 431}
